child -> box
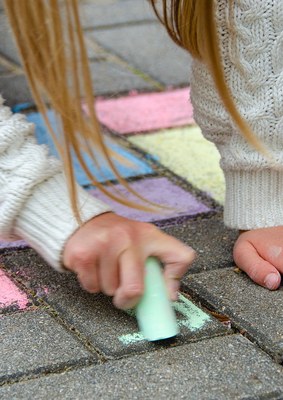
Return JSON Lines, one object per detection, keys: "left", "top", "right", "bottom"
{"left": 151, "top": 0, "right": 283, "bottom": 292}
{"left": 1, "top": 0, "right": 281, "bottom": 312}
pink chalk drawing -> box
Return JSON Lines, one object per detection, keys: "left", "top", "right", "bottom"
{"left": 95, "top": 88, "right": 194, "bottom": 134}
{"left": 0, "top": 269, "right": 29, "bottom": 310}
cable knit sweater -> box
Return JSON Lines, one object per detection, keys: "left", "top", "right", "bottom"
{"left": 0, "top": 96, "right": 111, "bottom": 271}
{"left": 190, "top": 0, "right": 283, "bottom": 229}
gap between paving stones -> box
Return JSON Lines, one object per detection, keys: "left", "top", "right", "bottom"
{"left": 180, "top": 280, "right": 283, "bottom": 367}
{"left": 0, "top": 276, "right": 234, "bottom": 390}
{"left": 0, "top": 54, "right": 23, "bottom": 75}
{"left": 83, "top": 19, "right": 158, "bottom": 33}
{"left": 0, "top": 248, "right": 231, "bottom": 359}
{"left": 0, "top": 309, "right": 97, "bottom": 386}
{"left": 0, "top": 326, "right": 231, "bottom": 390}
{"left": 116, "top": 132, "right": 222, "bottom": 211}
{"left": 2, "top": 335, "right": 282, "bottom": 400}
{"left": 0, "top": 354, "right": 94, "bottom": 388}
{"left": 33, "top": 285, "right": 231, "bottom": 361}
{"left": 182, "top": 270, "right": 283, "bottom": 364}
{"left": 180, "top": 275, "right": 248, "bottom": 331}
{"left": 84, "top": 34, "right": 164, "bottom": 90}
{"left": 1, "top": 250, "right": 261, "bottom": 390}
{"left": 76, "top": 127, "right": 220, "bottom": 216}
{"left": 0, "top": 262, "right": 107, "bottom": 364}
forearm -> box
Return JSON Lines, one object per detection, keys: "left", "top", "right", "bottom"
{"left": 0, "top": 95, "right": 111, "bottom": 271}
{"left": 190, "top": 0, "right": 283, "bottom": 230}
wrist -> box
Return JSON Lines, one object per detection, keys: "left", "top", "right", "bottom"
{"left": 14, "top": 173, "right": 112, "bottom": 272}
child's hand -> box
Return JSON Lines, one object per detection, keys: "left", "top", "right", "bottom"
{"left": 233, "top": 226, "right": 283, "bottom": 290}
{"left": 63, "top": 212, "right": 196, "bottom": 309}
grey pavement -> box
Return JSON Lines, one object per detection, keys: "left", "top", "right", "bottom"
{"left": 183, "top": 268, "right": 283, "bottom": 363}
{"left": 0, "top": 0, "right": 282, "bottom": 399}
{"left": 0, "top": 249, "right": 228, "bottom": 359}
{"left": 0, "top": 310, "right": 95, "bottom": 384}
{"left": 1, "top": 336, "right": 282, "bottom": 400}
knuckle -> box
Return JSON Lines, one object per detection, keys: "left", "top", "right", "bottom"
{"left": 94, "top": 236, "right": 109, "bottom": 253}
{"left": 111, "top": 226, "right": 133, "bottom": 246}
{"left": 140, "top": 222, "right": 158, "bottom": 236}
{"left": 70, "top": 246, "right": 94, "bottom": 268}
{"left": 176, "top": 246, "right": 197, "bottom": 267}
{"left": 185, "top": 247, "right": 197, "bottom": 263}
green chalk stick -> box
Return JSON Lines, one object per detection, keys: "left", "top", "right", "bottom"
{"left": 136, "top": 257, "right": 179, "bottom": 341}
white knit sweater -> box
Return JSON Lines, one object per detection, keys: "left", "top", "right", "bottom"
{"left": 0, "top": 96, "right": 111, "bottom": 271}
{"left": 190, "top": 0, "right": 283, "bottom": 229}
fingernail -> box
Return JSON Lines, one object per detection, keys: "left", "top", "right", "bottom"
{"left": 264, "top": 273, "right": 280, "bottom": 290}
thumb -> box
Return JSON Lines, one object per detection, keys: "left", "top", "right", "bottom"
{"left": 233, "top": 240, "right": 281, "bottom": 290}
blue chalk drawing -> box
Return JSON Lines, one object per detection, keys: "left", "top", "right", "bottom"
{"left": 27, "top": 110, "right": 153, "bottom": 186}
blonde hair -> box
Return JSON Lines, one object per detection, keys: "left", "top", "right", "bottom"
{"left": 4, "top": 0, "right": 159, "bottom": 223}
{"left": 150, "top": 0, "right": 267, "bottom": 153}
{"left": 4, "top": 0, "right": 267, "bottom": 222}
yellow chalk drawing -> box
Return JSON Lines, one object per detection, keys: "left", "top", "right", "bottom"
{"left": 130, "top": 126, "right": 225, "bottom": 204}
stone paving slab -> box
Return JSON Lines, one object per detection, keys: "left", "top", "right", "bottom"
{"left": 80, "top": 0, "right": 156, "bottom": 29}
{"left": 1, "top": 335, "right": 283, "bottom": 400}
{"left": 163, "top": 215, "right": 238, "bottom": 274}
{"left": 0, "top": 310, "right": 95, "bottom": 384}
{"left": 27, "top": 110, "right": 154, "bottom": 185}
{"left": 0, "top": 249, "right": 228, "bottom": 359}
{"left": 95, "top": 88, "right": 194, "bottom": 134}
{"left": 0, "top": 13, "right": 21, "bottom": 65}
{"left": 89, "top": 23, "right": 191, "bottom": 86}
{"left": 0, "top": 269, "right": 31, "bottom": 313}
{"left": 183, "top": 268, "right": 283, "bottom": 363}
{"left": 88, "top": 177, "right": 211, "bottom": 223}
{"left": 0, "top": 62, "right": 8, "bottom": 74}
{"left": 89, "top": 60, "right": 154, "bottom": 95}
{"left": 0, "top": 75, "right": 32, "bottom": 107}
{"left": 130, "top": 126, "right": 225, "bottom": 204}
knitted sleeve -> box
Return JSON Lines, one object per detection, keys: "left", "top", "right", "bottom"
{"left": 0, "top": 95, "right": 111, "bottom": 271}
{"left": 190, "top": 0, "right": 283, "bottom": 230}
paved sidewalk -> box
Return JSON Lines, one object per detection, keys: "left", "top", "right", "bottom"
{"left": 0, "top": 1, "right": 282, "bottom": 399}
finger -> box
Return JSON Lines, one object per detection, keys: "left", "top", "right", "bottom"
{"left": 77, "top": 263, "right": 100, "bottom": 294}
{"left": 113, "top": 249, "right": 145, "bottom": 310}
{"left": 146, "top": 232, "right": 196, "bottom": 300}
{"left": 98, "top": 251, "right": 119, "bottom": 296}
{"left": 234, "top": 240, "right": 281, "bottom": 290}
{"left": 261, "top": 245, "right": 283, "bottom": 274}
{"left": 163, "top": 267, "right": 183, "bottom": 301}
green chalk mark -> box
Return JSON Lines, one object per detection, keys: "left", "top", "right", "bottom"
{"left": 118, "top": 293, "right": 211, "bottom": 344}
{"left": 119, "top": 332, "right": 145, "bottom": 345}
{"left": 125, "top": 309, "right": 136, "bottom": 318}
{"left": 174, "top": 294, "right": 210, "bottom": 331}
